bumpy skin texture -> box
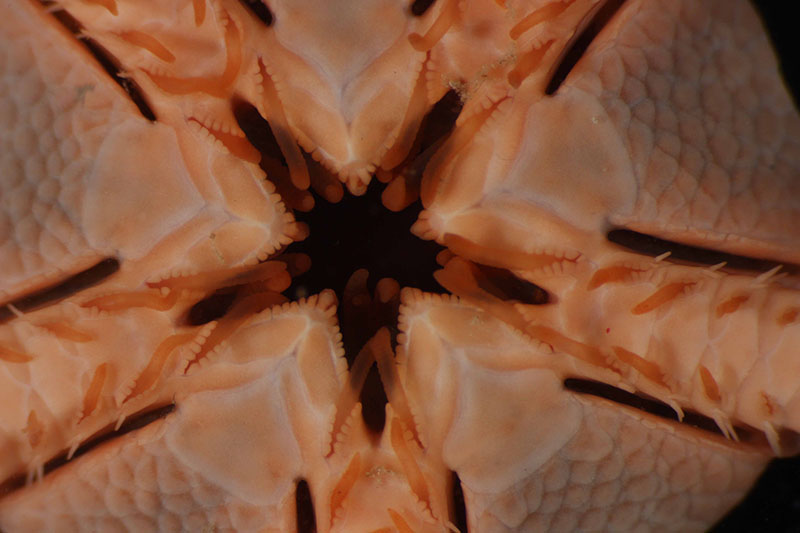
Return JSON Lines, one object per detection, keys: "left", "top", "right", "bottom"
{"left": 587, "top": 0, "right": 800, "bottom": 259}
{"left": 0, "top": 0, "right": 798, "bottom": 532}
{"left": 398, "top": 290, "right": 769, "bottom": 531}
{"left": 0, "top": 0, "right": 302, "bottom": 301}
{"left": 1, "top": 292, "right": 349, "bottom": 532}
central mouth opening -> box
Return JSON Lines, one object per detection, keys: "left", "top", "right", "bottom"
{"left": 288, "top": 182, "right": 444, "bottom": 309}
{"left": 288, "top": 183, "right": 448, "bottom": 438}
{"left": 229, "top": 92, "right": 467, "bottom": 442}
{"left": 231, "top": 91, "right": 464, "bottom": 307}
{"left": 231, "top": 89, "right": 468, "bottom": 357}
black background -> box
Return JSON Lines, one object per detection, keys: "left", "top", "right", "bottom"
{"left": 710, "top": 2, "right": 800, "bottom": 532}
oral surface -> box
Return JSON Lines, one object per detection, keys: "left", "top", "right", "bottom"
{"left": 1, "top": 1, "right": 799, "bottom": 531}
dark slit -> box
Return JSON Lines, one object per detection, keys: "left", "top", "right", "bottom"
{"left": 0, "top": 258, "right": 120, "bottom": 324}
{"left": 472, "top": 263, "right": 550, "bottom": 305}
{"left": 545, "top": 0, "right": 628, "bottom": 95}
{"left": 410, "top": 0, "right": 437, "bottom": 17}
{"left": 451, "top": 470, "right": 468, "bottom": 532}
{"left": 295, "top": 479, "right": 317, "bottom": 533}
{"left": 45, "top": 7, "right": 157, "bottom": 121}
{"left": 232, "top": 98, "right": 287, "bottom": 167}
{"left": 0, "top": 403, "right": 175, "bottom": 497}
{"left": 607, "top": 229, "right": 799, "bottom": 274}
{"left": 410, "top": 88, "right": 463, "bottom": 162}
{"left": 184, "top": 290, "right": 238, "bottom": 326}
{"left": 360, "top": 363, "right": 388, "bottom": 435}
{"left": 563, "top": 378, "right": 764, "bottom": 442}
{"left": 237, "top": 0, "right": 274, "bottom": 27}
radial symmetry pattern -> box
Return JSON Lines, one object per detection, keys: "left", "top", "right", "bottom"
{"left": 1, "top": 0, "right": 799, "bottom": 531}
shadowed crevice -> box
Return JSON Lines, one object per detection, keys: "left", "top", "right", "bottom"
{"left": 380, "top": 88, "right": 463, "bottom": 213}
{"left": 607, "top": 229, "right": 800, "bottom": 275}
{"left": 359, "top": 363, "right": 388, "bottom": 435}
{"left": 563, "top": 378, "right": 769, "bottom": 444}
{"left": 451, "top": 471, "right": 468, "bottom": 532}
{"left": 38, "top": 4, "right": 157, "bottom": 121}
{"left": 233, "top": 97, "right": 315, "bottom": 213}
{"left": 0, "top": 403, "right": 175, "bottom": 497}
{"left": 238, "top": 0, "right": 274, "bottom": 27}
{"left": 184, "top": 290, "right": 238, "bottom": 326}
{"left": 472, "top": 263, "right": 550, "bottom": 305}
{"left": 232, "top": 98, "right": 285, "bottom": 165}
{"left": 414, "top": 88, "right": 463, "bottom": 156}
{"left": 410, "top": 0, "right": 437, "bottom": 17}
{"left": 295, "top": 479, "right": 317, "bottom": 533}
{"left": 0, "top": 258, "right": 120, "bottom": 324}
{"left": 545, "top": 0, "right": 628, "bottom": 95}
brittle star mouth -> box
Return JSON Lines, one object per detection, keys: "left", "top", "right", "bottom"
{"left": 2, "top": 1, "right": 799, "bottom": 530}
{"left": 1, "top": 67, "right": 796, "bottom": 508}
